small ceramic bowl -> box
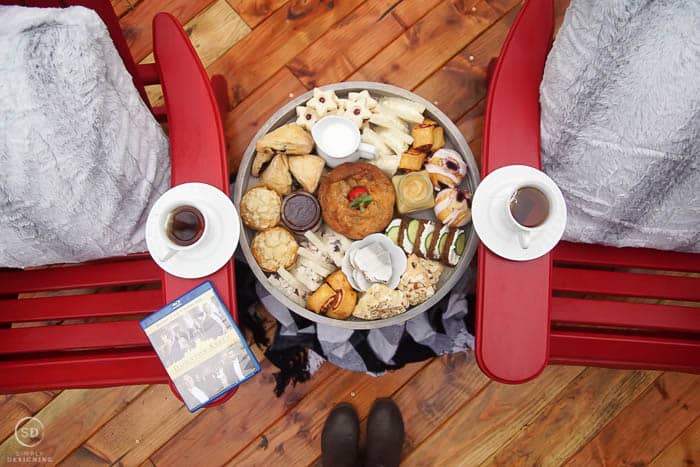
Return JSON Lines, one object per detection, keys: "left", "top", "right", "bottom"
{"left": 341, "top": 233, "right": 407, "bottom": 292}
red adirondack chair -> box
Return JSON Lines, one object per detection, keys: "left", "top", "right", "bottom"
{"left": 476, "top": 0, "right": 700, "bottom": 384}
{"left": 0, "top": 0, "right": 238, "bottom": 405}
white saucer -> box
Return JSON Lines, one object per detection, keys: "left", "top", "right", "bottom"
{"left": 146, "top": 183, "right": 240, "bottom": 279}
{"left": 472, "top": 165, "right": 567, "bottom": 261}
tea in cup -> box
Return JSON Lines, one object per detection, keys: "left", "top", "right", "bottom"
{"left": 506, "top": 185, "right": 550, "bottom": 249}
{"left": 156, "top": 203, "right": 209, "bottom": 261}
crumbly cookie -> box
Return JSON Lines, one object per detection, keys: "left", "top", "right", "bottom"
{"left": 240, "top": 186, "right": 281, "bottom": 230}
{"left": 352, "top": 284, "right": 408, "bottom": 320}
{"left": 398, "top": 254, "right": 444, "bottom": 306}
{"left": 251, "top": 226, "right": 298, "bottom": 272}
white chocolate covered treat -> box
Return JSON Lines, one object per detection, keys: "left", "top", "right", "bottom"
{"left": 434, "top": 188, "right": 472, "bottom": 227}
{"left": 424, "top": 148, "right": 467, "bottom": 189}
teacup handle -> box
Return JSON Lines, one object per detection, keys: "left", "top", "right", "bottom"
{"left": 357, "top": 142, "right": 377, "bottom": 160}
{"left": 518, "top": 231, "right": 532, "bottom": 250}
{"left": 156, "top": 246, "right": 179, "bottom": 262}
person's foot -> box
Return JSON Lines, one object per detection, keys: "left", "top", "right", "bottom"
{"left": 364, "top": 398, "right": 405, "bottom": 467}
{"left": 322, "top": 402, "right": 360, "bottom": 467}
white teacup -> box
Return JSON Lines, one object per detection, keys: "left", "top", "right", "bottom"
{"left": 311, "top": 116, "right": 377, "bottom": 168}
{"left": 505, "top": 183, "right": 552, "bottom": 249}
{"left": 154, "top": 201, "right": 210, "bottom": 262}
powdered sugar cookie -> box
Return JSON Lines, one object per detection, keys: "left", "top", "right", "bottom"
{"left": 295, "top": 105, "right": 320, "bottom": 131}
{"left": 307, "top": 88, "right": 339, "bottom": 115}
{"left": 340, "top": 100, "right": 372, "bottom": 127}
{"left": 348, "top": 90, "right": 377, "bottom": 109}
{"left": 336, "top": 98, "right": 349, "bottom": 112}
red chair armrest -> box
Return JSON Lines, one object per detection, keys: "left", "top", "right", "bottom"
{"left": 152, "top": 13, "right": 237, "bottom": 405}
{"left": 152, "top": 13, "right": 236, "bottom": 309}
{"left": 151, "top": 12, "right": 235, "bottom": 306}
{"left": 476, "top": 0, "right": 554, "bottom": 383}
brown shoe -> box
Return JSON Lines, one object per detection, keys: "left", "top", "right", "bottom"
{"left": 364, "top": 399, "right": 405, "bottom": 467}
{"left": 322, "top": 403, "right": 360, "bottom": 467}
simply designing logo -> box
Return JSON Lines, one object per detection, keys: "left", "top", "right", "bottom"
{"left": 14, "top": 417, "right": 44, "bottom": 448}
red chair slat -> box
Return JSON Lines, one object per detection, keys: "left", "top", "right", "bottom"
{"left": 137, "top": 63, "right": 161, "bottom": 86}
{"left": 0, "top": 320, "right": 149, "bottom": 354}
{"left": 553, "top": 267, "right": 700, "bottom": 302}
{"left": 0, "top": 350, "right": 167, "bottom": 393}
{"left": 554, "top": 242, "right": 700, "bottom": 272}
{"left": 476, "top": 0, "right": 554, "bottom": 384}
{"left": 551, "top": 297, "right": 700, "bottom": 334}
{"left": 0, "top": 289, "right": 162, "bottom": 324}
{"left": 550, "top": 331, "right": 700, "bottom": 373}
{"left": 0, "top": 258, "right": 161, "bottom": 294}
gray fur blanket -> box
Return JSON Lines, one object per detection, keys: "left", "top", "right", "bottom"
{"left": 0, "top": 6, "right": 170, "bottom": 268}
{"left": 540, "top": 0, "right": 700, "bottom": 253}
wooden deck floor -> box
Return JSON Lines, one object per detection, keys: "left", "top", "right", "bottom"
{"left": 1, "top": 0, "right": 699, "bottom": 465}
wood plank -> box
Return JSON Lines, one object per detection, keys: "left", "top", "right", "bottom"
{"left": 141, "top": 0, "right": 250, "bottom": 108}
{"left": 0, "top": 392, "right": 59, "bottom": 442}
{"left": 350, "top": 0, "right": 519, "bottom": 89}
{"left": 287, "top": 0, "right": 406, "bottom": 88}
{"left": 0, "top": 386, "right": 147, "bottom": 464}
{"left": 59, "top": 446, "right": 111, "bottom": 466}
{"left": 396, "top": 354, "right": 489, "bottom": 456}
{"left": 566, "top": 372, "right": 700, "bottom": 466}
{"left": 225, "top": 67, "right": 308, "bottom": 172}
{"left": 403, "top": 365, "right": 585, "bottom": 466}
{"left": 469, "top": 138, "right": 482, "bottom": 168}
{"left": 650, "top": 415, "right": 700, "bottom": 466}
{"left": 412, "top": 5, "right": 519, "bottom": 122}
{"left": 111, "top": 0, "right": 132, "bottom": 17}
{"left": 120, "top": 0, "right": 215, "bottom": 63}
{"left": 227, "top": 361, "right": 430, "bottom": 466}
{"left": 457, "top": 98, "right": 486, "bottom": 143}
{"left": 178, "top": 0, "right": 251, "bottom": 67}
{"left": 82, "top": 384, "right": 201, "bottom": 466}
{"left": 207, "top": 0, "right": 366, "bottom": 107}
{"left": 227, "top": 0, "right": 288, "bottom": 27}
{"left": 140, "top": 0, "right": 250, "bottom": 67}
{"left": 306, "top": 353, "right": 489, "bottom": 465}
{"left": 149, "top": 362, "right": 339, "bottom": 467}
{"left": 84, "top": 314, "right": 275, "bottom": 467}
{"left": 391, "top": 0, "right": 444, "bottom": 26}
{"left": 485, "top": 368, "right": 661, "bottom": 466}
{"left": 457, "top": 99, "right": 486, "bottom": 167}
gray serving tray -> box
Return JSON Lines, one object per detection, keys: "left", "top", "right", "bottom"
{"left": 234, "top": 82, "right": 480, "bottom": 329}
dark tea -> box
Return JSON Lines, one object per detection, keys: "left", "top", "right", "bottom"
{"left": 167, "top": 205, "right": 205, "bottom": 246}
{"left": 509, "top": 186, "right": 549, "bottom": 228}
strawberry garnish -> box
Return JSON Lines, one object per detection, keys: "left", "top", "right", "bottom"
{"left": 348, "top": 187, "right": 372, "bottom": 212}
